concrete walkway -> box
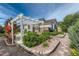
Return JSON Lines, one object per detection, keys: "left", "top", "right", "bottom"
{"left": 50, "top": 33, "right": 71, "bottom": 56}
{"left": 0, "top": 37, "right": 34, "bottom": 56}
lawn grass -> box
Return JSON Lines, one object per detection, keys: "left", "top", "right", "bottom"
{"left": 0, "top": 33, "right": 4, "bottom": 37}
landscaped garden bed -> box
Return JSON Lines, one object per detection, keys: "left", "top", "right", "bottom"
{"left": 15, "top": 36, "right": 60, "bottom": 55}
{"left": 15, "top": 31, "right": 61, "bottom": 55}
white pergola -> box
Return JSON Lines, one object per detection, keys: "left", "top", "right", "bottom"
{"left": 10, "top": 14, "right": 42, "bottom": 45}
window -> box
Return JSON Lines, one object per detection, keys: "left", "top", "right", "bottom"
{"left": 28, "top": 25, "right": 30, "bottom": 29}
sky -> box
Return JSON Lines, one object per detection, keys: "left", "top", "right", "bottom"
{"left": 0, "top": 3, "right": 79, "bottom": 26}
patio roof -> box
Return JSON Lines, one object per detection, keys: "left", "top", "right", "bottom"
{"left": 11, "top": 13, "right": 42, "bottom": 25}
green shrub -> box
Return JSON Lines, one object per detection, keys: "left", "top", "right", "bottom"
{"left": 42, "top": 32, "right": 51, "bottom": 39}
{"left": 23, "top": 31, "right": 60, "bottom": 48}
{"left": 38, "top": 34, "right": 47, "bottom": 44}
{"left": 71, "top": 48, "right": 79, "bottom": 56}
{"left": 0, "top": 33, "right": 4, "bottom": 37}
{"left": 43, "top": 42, "right": 49, "bottom": 47}
{"left": 68, "top": 26, "right": 79, "bottom": 50}
{"left": 68, "top": 21, "right": 79, "bottom": 56}
{"left": 50, "top": 31, "right": 58, "bottom": 36}
{"left": 57, "top": 32, "right": 64, "bottom": 35}
{"left": 23, "top": 32, "right": 39, "bottom": 48}
{"left": 23, "top": 31, "right": 51, "bottom": 48}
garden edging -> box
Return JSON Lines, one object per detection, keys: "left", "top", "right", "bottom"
{"left": 15, "top": 39, "right": 60, "bottom": 56}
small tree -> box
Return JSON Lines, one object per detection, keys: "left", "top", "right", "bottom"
{"left": 59, "top": 13, "right": 79, "bottom": 32}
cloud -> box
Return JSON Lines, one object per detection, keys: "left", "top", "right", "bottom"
{"left": 1, "top": 3, "right": 79, "bottom": 25}
{"left": 0, "top": 5, "right": 17, "bottom": 17}
{"left": 47, "top": 3, "right": 79, "bottom": 21}
{"left": 0, "top": 4, "right": 19, "bottom": 25}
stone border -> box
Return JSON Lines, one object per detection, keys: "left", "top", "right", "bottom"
{"left": 56, "top": 33, "right": 66, "bottom": 38}
{"left": 48, "top": 40, "right": 60, "bottom": 56}
{"left": 15, "top": 39, "right": 60, "bottom": 56}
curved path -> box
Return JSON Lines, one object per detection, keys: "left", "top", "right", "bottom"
{"left": 50, "top": 33, "right": 71, "bottom": 56}
{"left": 0, "top": 33, "right": 71, "bottom": 56}
{"left": 0, "top": 37, "right": 34, "bottom": 56}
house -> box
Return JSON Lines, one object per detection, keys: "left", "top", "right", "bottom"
{"left": 11, "top": 14, "right": 57, "bottom": 34}
{"left": 39, "top": 18, "right": 57, "bottom": 33}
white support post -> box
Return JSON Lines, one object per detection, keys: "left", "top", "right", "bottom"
{"left": 20, "top": 14, "right": 24, "bottom": 40}
{"left": 11, "top": 20, "right": 14, "bottom": 45}
{"left": 20, "top": 21, "right": 23, "bottom": 40}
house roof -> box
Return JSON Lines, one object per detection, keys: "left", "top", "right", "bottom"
{"left": 44, "top": 19, "right": 57, "bottom": 25}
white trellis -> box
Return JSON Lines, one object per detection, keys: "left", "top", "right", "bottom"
{"left": 10, "top": 13, "right": 57, "bottom": 45}
{"left": 11, "top": 14, "right": 42, "bottom": 45}
{"left": 10, "top": 14, "right": 24, "bottom": 45}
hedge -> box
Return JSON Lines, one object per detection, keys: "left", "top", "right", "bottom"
{"left": 68, "top": 20, "right": 79, "bottom": 55}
